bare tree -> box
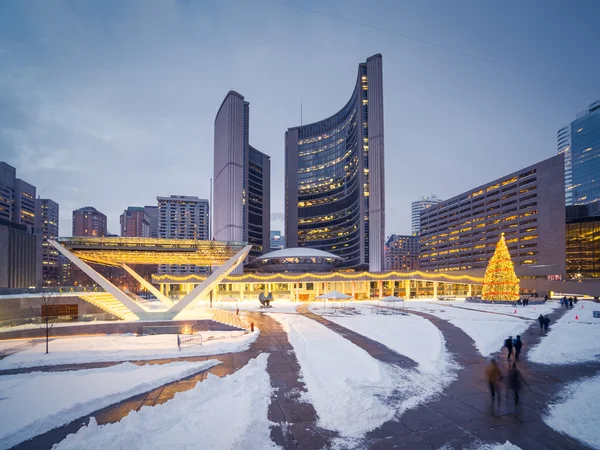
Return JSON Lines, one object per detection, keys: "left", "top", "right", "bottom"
{"left": 30, "top": 291, "right": 62, "bottom": 354}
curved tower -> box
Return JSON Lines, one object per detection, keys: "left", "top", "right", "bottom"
{"left": 285, "top": 54, "right": 385, "bottom": 271}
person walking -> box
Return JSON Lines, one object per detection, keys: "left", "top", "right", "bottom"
{"left": 504, "top": 336, "right": 514, "bottom": 360}
{"left": 507, "top": 362, "right": 527, "bottom": 405}
{"left": 569, "top": 297, "right": 574, "bottom": 309}
{"left": 513, "top": 335, "right": 523, "bottom": 360}
{"left": 543, "top": 315, "right": 550, "bottom": 333}
{"left": 538, "top": 314, "right": 544, "bottom": 333}
{"left": 485, "top": 358, "right": 503, "bottom": 404}
{"left": 544, "top": 294, "right": 548, "bottom": 303}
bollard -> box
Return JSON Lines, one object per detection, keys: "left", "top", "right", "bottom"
{"left": 250, "top": 322, "right": 254, "bottom": 332}
{"left": 236, "top": 308, "right": 239, "bottom": 315}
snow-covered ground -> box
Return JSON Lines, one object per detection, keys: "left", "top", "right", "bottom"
{"left": 272, "top": 313, "right": 453, "bottom": 445}
{"left": 0, "top": 331, "right": 258, "bottom": 369}
{"left": 528, "top": 300, "right": 600, "bottom": 365}
{"left": 400, "top": 301, "right": 532, "bottom": 356}
{"left": 54, "top": 354, "right": 277, "bottom": 450}
{"left": 0, "top": 360, "right": 218, "bottom": 449}
{"left": 446, "top": 299, "right": 560, "bottom": 319}
{"left": 545, "top": 373, "right": 600, "bottom": 449}
{"left": 475, "top": 442, "right": 522, "bottom": 450}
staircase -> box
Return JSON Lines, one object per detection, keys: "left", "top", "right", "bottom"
{"left": 212, "top": 309, "right": 249, "bottom": 331}
{"left": 80, "top": 293, "right": 139, "bottom": 321}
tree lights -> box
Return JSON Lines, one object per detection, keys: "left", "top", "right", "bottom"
{"left": 482, "top": 233, "right": 520, "bottom": 301}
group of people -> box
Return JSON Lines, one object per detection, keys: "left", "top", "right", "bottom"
{"left": 537, "top": 314, "right": 551, "bottom": 333}
{"left": 503, "top": 335, "right": 523, "bottom": 360}
{"left": 560, "top": 296, "right": 577, "bottom": 309}
{"left": 485, "top": 359, "right": 528, "bottom": 405}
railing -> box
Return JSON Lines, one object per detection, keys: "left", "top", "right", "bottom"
{"left": 0, "top": 313, "right": 121, "bottom": 330}
{"left": 0, "top": 286, "right": 106, "bottom": 296}
{"left": 178, "top": 333, "right": 203, "bottom": 350}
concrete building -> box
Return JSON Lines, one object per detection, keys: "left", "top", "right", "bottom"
{"left": 384, "top": 234, "right": 420, "bottom": 271}
{"left": 72, "top": 207, "right": 107, "bottom": 237}
{"left": 120, "top": 206, "right": 150, "bottom": 237}
{"left": 420, "top": 155, "right": 566, "bottom": 276}
{"left": 270, "top": 230, "right": 285, "bottom": 251}
{"left": 144, "top": 205, "right": 159, "bottom": 238}
{"left": 0, "top": 162, "right": 43, "bottom": 288}
{"left": 157, "top": 195, "right": 209, "bottom": 274}
{"left": 412, "top": 196, "right": 442, "bottom": 236}
{"left": 566, "top": 203, "right": 600, "bottom": 279}
{"left": 36, "top": 198, "right": 60, "bottom": 285}
{"left": 213, "top": 91, "right": 270, "bottom": 261}
{"left": 285, "top": 54, "right": 385, "bottom": 272}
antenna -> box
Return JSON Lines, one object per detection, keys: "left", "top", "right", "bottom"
{"left": 209, "top": 177, "right": 213, "bottom": 240}
{"left": 301, "top": 103, "right": 303, "bottom": 126}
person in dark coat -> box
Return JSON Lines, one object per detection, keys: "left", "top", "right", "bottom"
{"left": 485, "top": 358, "right": 503, "bottom": 404}
{"left": 507, "top": 362, "right": 527, "bottom": 405}
{"left": 543, "top": 315, "right": 550, "bottom": 332}
{"left": 544, "top": 294, "right": 548, "bottom": 303}
{"left": 513, "top": 335, "right": 523, "bottom": 360}
{"left": 538, "top": 314, "right": 544, "bottom": 333}
{"left": 569, "top": 297, "right": 574, "bottom": 309}
{"left": 504, "top": 336, "right": 514, "bottom": 360}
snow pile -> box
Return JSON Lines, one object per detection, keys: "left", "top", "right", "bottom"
{"left": 0, "top": 360, "right": 218, "bottom": 449}
{"left": 54, "top": 354, "right": 277, "bottom": 450}
{"left": 545, "top": 373, "right": 600, "bottom": 449}
{"left": 528, "top": 301, "right": 600, "bottom": 365}
{"left": 272, "top": 313, "right": 451, "bottom": 441}
{"left": 0, "top": 331, "right": 258, "bottom": 369}
{"left": 403, "top": 301, "right": 530, "bottom": 356}
{"left": 450, "top": 300, "right": 560, "bottom": 319}
{"left": 475, "top": 442, "right": 522, "bottom": 450}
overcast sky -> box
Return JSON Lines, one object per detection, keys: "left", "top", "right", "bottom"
{"left": 1, "top": 0, "right": 599, "bottom": 237}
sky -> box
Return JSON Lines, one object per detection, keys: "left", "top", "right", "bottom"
{"left": 1, "top": 0, "right": 599, "bottom": 237}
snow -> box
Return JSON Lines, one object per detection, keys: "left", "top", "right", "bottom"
{"left": 544, "top": 373, "right": 600, "bottom": 449}
{"left": 0, "top": 331, "right": 259, "bottom": 370}
{"left": 271, "top": 313, "right": 453, "bottom": 442}
{"left": 528, "top": 300, "right": 600, "bottom": 365}
{"left": 54, "top": 354, "right": 278, "bottom": 450}
{"left": 218, "top": 300, "right": 301, "bottom": 314}
{"left": 402, "top": 301, "right": 532, "bottom": 356}
{"left": 0, "top": 360, "right": 218, "bottom": 449}
{"left": 475, "top": 442, "right": 522, "bottom": 450}
{"left": 447, "top": 300, "right": 560, "bottom": 319}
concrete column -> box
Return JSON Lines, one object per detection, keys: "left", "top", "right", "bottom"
{"left": 296, "top": 283, "right": 300, "bottom": 302}
{"left": 352, "top": 281, "right": 356, "bottom": 299}
{"left": 467, "top": 284, "right": 472, "bottom": 297}
{"left": 378, "top": 280, "right": 383, "bottom": 299}
{"left": 433, "top": 282, "right": 439, "bottom": 299}
{"left": 240, "top": 283, "right": 244, "bottom": 301}
{"left": 405, "top": 280, "right": 410, "bottom": 299}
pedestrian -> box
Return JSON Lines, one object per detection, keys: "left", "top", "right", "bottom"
{"left": 513, "top": 335, "right": 523, "bottom": 360}
{"left": 485, "top": 358, "right": 503, "bottom": 404}
{"left": 569, "top": 297, "right": 574, "bottom": 309}
{"left": 538, "top": 314, "right": 544, "bottom": 333}
{"left": 574, "top": 296, "right": 578, "bottom": 304}
{"left": 504, "top": 336, "right": 514, "bottom": 360}
{"left": 544, "top": 294, "right": 548, "bottom": 303}
{"left": 507, "top": 362, "right": 527, "bottom": 405}
{"left": 543, "top": 315, "right": 550, "bottom": 332}
{"left": 564, "top": 297, "right": 570, "bottom": 309}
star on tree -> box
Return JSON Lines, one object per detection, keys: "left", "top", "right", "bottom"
{"left": 482, "top": 233, "right": 520, "bottom": 301}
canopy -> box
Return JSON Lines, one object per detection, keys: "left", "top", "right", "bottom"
{"left": 380, "top": 295, "right": 403, "bottom": 302}
{"left": 316, "top": 290, "right": 352, "bottom": 300}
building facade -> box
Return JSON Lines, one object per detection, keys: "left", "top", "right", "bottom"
{"left": 72, "top": 207, "right": 107, "bottom": 237}
{"left": 566, "top": 203, "right": 600, "bottom": 279}
{"left": 384, "top": 234, "right": 420, "bottom": 271}
{"left": 213, "top": 91, "right": 270, "bottom": 261}
{"left": 411, "top": 195, "right": 442, "bottom": 235}
{"left": 35, "top": 198, "right": 60, "bottom": 285}
{"left": 419, "top": 155, "right": 566, "bottom": 276}
{"left": 285, "top": 54, "right": 385, "bottom": 272}
{"left": 270, "top": 230, "right": 285, "bottom": 251}
{"left": 144, "top": 205, "right": 159, "bottom": 238}
{"left": 557, "top": 125, "right": 573, "bottom": 206}
{"left": 120, "top": 206, "right": 150, "bottom": 237}
{"left": 158, "top": 195, "right": 209, "bottom": 274}
{"left": 570, "top": 100, "right": 600, "bottom": 206}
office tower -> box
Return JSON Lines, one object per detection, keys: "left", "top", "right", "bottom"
{"left": 0, "top": 162, "right": 43, "bottom": 288}
{"left": 72, "top": 206, "right": 107, "bottom": 237}
{"left": 36, "top": 198, "right": 60, "bottom": 285}
{"left": 144, "top": 205, "right": 159, "bottom": 238}
{"left": 213, "top": 91, "right": 270, "bottom": 259}
{"left": 569, "top": 100, "right": 600, "bottom": 205}
{"left": 384, "top": 234, "right": 420, "bottom": 271}
{"left": 557, "top": 125, "right": 572, "bottom": 206}
{"left": 411, "top": 196, "right": 442, "bottom": 235}
{"left": 120, "top": 206, "right": 150, "bottom": 237}
{"left": 270, "top": 230, "right": 285, "bottom": 251}
{"left": 285, "top": 54, "right": 385, "bottom": 271}
{"left": 157, "top": 195, "right": 209, "bottom": 274}
{"left": 419, "top": 155, "right": 566, "bottom": 275}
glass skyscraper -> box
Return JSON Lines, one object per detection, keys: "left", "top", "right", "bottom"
{"left": 285, "top": 54, "right": 385, "bottom": 272}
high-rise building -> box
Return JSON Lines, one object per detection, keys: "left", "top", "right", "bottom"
{"left": 419, "top": 155, "right": 566, "bottom": 275}
{"left": 144, "top": 205, "right": 159, "bottom": 238}
{"left": 411, "top": 196, "right": 442, "bottom": 235}
{"left": 72, "top": 206, "right": 107, "bottom": 237}
{"left": 570, "top": 100, "right": 600, "bottom": 205}
{"left": 285, "top": 54, "right": 385, "bottom": 272}
{"left": 120, "top": 206, "right": 150, "bottom": 237}
{"left": 213, "top": 91, "right": 271, "bottom": 260}
{"left": 36, "top": 198, "right": 60, "bottom": 285}
{"left": 566, "top": 203, "right": 600, "bottom": 279}
{"left": 157, "top": 195, "right": 209, "bottom": 274}
{"left": 0, "top": 162, "right": 43, "bottom": 288}
{"left": 557, "top": 125, "right": 573, "bottom": 206}
{"left": 270, "top": 230, "right": 285, "bottom": 251}
{"left": 384, "top": 234, "right": 420, "bottom": 271}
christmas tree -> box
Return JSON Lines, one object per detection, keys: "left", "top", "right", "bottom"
{"left": 481, "top": 233, "right": 520, "bottom": 301}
